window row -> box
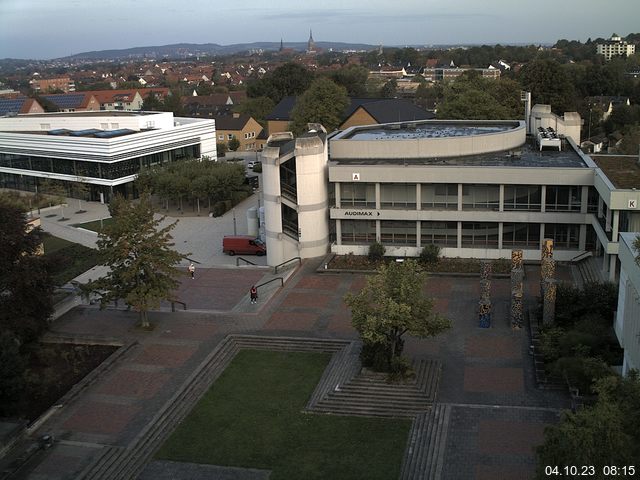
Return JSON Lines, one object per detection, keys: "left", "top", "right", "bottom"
{"left": 337, "top": 183, "right": 597, "bottom": 213}
{"left": 0, "top": 145, "right": 200, "bottom": 180}
{"left": 340, "top": 220, "right": 583, "bottom": 249}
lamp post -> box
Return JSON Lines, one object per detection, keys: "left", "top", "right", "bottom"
{"left": 233, "top": 208, "right": 237, "bottom": 235}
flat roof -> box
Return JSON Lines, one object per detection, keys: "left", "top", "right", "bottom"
{"left": 345, "top": 122, "right": 516, "bottom": 140}
{"left": 331, "top": 137, "right": 588, "bottom": 169}
{"left": 14, "top": 111, "right": 158, "bottom": 118}
{"left": 592, "top": 155, "right": 640, "bottom": 189}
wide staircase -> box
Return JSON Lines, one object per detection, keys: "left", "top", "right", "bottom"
{"left": 575, "top": 255, "right": 604, "bottom": 286}
{"left": 399, "top": 404, "right": 452, "bottom": 480}
{"left": 77, "top": 335, "right": 349, "bottom": 480}
{"left": 308, "top": 357, "right": 441, "bottom": 418}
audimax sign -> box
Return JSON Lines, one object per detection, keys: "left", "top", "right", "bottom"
{"left": 344, "top": 210, "right": 380, "bottom": 216}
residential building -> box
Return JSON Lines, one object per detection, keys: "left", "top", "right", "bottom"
{"left": 596, "top": 34, "right": 636, "bottom": 60}
{"left": 90, "top": 90, "right": 144, "bottom": 110}
{"left": 265, "top": 97, "right": 434, "bottom": 136}
{"left": 614, "top": 232, "right": 640, "bottom": 376}
{"left": 0, "top": 111, "right": 216, "bottom": 202}
{"left": 587, "top": 96, "right": 631, "bottom": 122}
{"left": 40, "top": 93, "right": 101, "bottom": 112}
{"left": 260, "top": 106, "right": 640, "bottom": 281}
{"left": 0, "top": 97, "right": 44, "bottom": 116}
{"left": 422, "top": 66, "right": 501, "bottom": 82}
{"left": 213, "top": 113, "right": 263, "bottom": 151}
{"left": 183, "top": 92, "right": 247, "bottom": 118}
{"left": 30, "top": 77, "right": 76, "bottom": 93}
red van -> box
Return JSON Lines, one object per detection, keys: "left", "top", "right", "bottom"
{"left": 222, "top": 235, "right": 266, "bottom": 256}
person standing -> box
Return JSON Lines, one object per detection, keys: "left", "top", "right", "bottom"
{"left": 188, "top": 263, "right": 195, "bottom": 279}
{"left": 250, "top": 285, "right": 258, "bottom": 304}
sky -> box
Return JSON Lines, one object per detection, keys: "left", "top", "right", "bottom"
{"left": 1, "top": 0, "right": 639, "bottom": 60}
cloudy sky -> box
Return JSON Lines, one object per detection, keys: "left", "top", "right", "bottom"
{"left": 1, "top": 0, "right": 639, "bottom": 59}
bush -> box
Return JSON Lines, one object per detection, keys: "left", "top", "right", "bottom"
{"left": 252, "top": 162, "right": 262, "bottom": 173}
{"left": 212, "top": 201, "right": 227, "bottom": 217}
{"left": 368, "top": 242, "right": 386, "bottom": 262}
{"left": 551, "top": 356, "right": 612, "bottom": 394}
{"left": 419, "top": 244, "right": 441, "bottom": 264}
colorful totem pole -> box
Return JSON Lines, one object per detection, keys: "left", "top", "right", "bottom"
{"left": 540, "top": 238, "right": 557, "bottom": 325}
{"left": 510, "top": 249, "right": 524, "bottom": 329}
{"left": 479, "top": 260, "right": 492, "bottom": 328}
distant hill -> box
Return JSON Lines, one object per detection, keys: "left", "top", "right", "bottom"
{"left": 61, "top": 41, "right": 380, "bottom": 60}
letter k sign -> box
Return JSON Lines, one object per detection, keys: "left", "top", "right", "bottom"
{"left": 629, "top": 199, "right": 637, "bottom": 209}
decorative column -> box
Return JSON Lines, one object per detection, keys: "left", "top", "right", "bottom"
{"left": 510, "top": 249, "right": 524, "bottom": 329}
{"left": 479, "top": 260, "right": 492, "bottom": 328}
{"left": 540, "top": 238, "right": 556, "bottom": 326}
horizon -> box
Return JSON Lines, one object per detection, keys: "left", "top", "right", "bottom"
{"left": 1, "top": 0, "right": 639, "bottom": 60}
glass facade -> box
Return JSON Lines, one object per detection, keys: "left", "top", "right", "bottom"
{"left": 461, "top": 222, "right": 499, "bottom": 247}
{"left": 544, "top": 223, "right": 580, "bottom": 249}
{"left": 340, "top": 183, "right": 376, "bottom": 208}
{"left": 462, "top": 184, "right": 500, "bottom": 210}
{"left": 545, "top": 185, "right": 582, "bottom": 212}
{"left": 380, "top": 220, "right": 416, "bottom": 245}
{"left": 0, "top": 145, "right": 200, "bottom": 181}
{"left": 340, "top": 220, "right": 376, "bottom": 244}
{"left": 503, "top": 185, "right": 541, "bottom": 211}
{"left": 380, "top": 183, "right": 416, "bottom": 209}
{"left": 421, "top": 221, "right": 458, "bottom": 246}
{"left": 502, "top": 223, "right": 540, "bottom": 248}
{"left": 421, "top": 184, "right": 458, "bottom": 210}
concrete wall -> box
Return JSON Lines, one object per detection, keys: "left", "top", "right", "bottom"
{"left": 529, "top": 105, "right": 581, "bottom": 143}
{"left": 615, "top": 232, "right": 640, "bottom": 375}
{"left": 331, "top": 121, "right": 526, "bottom": 159}
{"left": 0, "top": 111, "right": 175, "bottom": 131}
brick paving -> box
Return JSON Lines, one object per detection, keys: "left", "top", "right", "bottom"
{"left": 16, "top": 259, "right": 574, "bottom": 480}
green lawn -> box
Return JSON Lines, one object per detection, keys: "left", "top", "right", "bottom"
{"left": 42, "top": 234, "right": 100, "bottom": 285}
{"left": 73, "top": 217, "right": 113, "bottom": 233}
{"left": 156, "top": 350, "right": 411, "bottom": 480}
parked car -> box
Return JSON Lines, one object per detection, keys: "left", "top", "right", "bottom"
{"left": 247, "top": 161, "right": 255, "bottom": 169}
{"left": 222, "top": 235, "right": 266, "bottom": 256}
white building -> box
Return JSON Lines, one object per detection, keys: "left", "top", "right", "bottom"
{"left": 261, "top": 106, "right": 640, "bottom": 280}
{"left": 596, "top": 34, "right": 636, "bottom": 61}
{"left": 0, "top": 111, "right": 216, "bottom": 202}
{"left": 614, "top": 232, "right": 640, "bottom": 376}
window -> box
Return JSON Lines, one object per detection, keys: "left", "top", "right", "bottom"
{"left": 380, "top": 183, "right": 416, "bottom": 209}
{"left": 502, "top": 223, "right": 540, "bottom": 248}
{"left": 380, "top": 221, "right": 416, "bottom": 245}
{"left": 341, "top": 220, "right": 376, "bottom": 244}
{"left": 421, "top": 184, "right": 457, "bottom": 210}
{"left": 421, "top": 221, "right": 457, "bottom": 246}
{"left": 340, "top": 183, "right": 375, "bottom": 208}
{"left": 545, "top": 186, "right": 581, "bottom": 212}
{"left": 462, "top": 185, "right": 499, "bottom": 210}
{"left": 461, "top": 222, "right": 499, "bottom": 248}
{"left": 544, "top": 224, "right": 579, "bottom": 249}
{"left": 227, "top": 134, "right": 233, "bottom": 140}
{"left": 504, "top": 185, "right": 541, "bottom": 211}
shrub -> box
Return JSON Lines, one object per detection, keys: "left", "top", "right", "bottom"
{"left": 368, "top": 242, "right": 386, "bottom": 262}
{"left": 551, "top": 356, "right": 612, "bottom": 394}
{"left": 388, "top": 356, "right": 415, "bottom": 382}
{"left": 419, "top": 244, "right": 441, "bottom": 264}
{"left": 252, "top": 162, "right": 262, "bottom": 173}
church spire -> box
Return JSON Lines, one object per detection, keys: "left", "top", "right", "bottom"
{"left": 307, "top": 29, "right": 316, "bottom": 54}
{"left": 279, "top": 38, "right": 283, "bottom": 52}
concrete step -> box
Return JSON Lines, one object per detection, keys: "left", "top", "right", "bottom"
{"left": 400, "top": 403, "right": 451, "bottom": 480}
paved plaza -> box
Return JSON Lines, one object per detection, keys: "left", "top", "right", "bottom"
{"left": 8, "top": 259, "right": 569, "bottom": 480}
{"left": 2, "top": 198, "right": 572, "bottom": 479}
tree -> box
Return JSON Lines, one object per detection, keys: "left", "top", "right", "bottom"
{"left": 0, "top": 198, "right": 53, "bottom": 344}
{"left": 83, "top": 193, "right": 186, "bottom": 328}
{"left": 246, "top": 62, "right": 314, "bottom": 104}
{"left": 0, "top": 332, "right": 26, "bottom": 411}
{"left": 344, "top": 260, "right": 451, "bottom": 372}
{"left": 379, "top": 79, "right": 397, "bottom": 98}
{"left": 518, "top": 59, "right": 577, "bottom": 113}
{"left": 617, "top": 125, "right": 640, "bottom": 155}
{"left": 289, "top": 78, "right": 349, "bottom": 134}
{"left": 228, "top": 136, "right": 240, "bottom": 151}
{"left": 535, "top": 372, "right": 640, "bottom": 477}
{"left": 634, "top": 234, "right": 640, "bottom": 266}
{"left": 141, "top": 92, "right": 163, "bottom": 111}
{"left": 330, "top": 65, "right": 369, "bottom": 97}
{"left": 234, "top": 96, "right": 275, "bottom": 129}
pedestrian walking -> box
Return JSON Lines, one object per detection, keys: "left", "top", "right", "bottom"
{"left": 250, "top": 285, "right": 258, "bottom": 304}
{"left": 188, "top": 263, "right": 195, "bottom": 279}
